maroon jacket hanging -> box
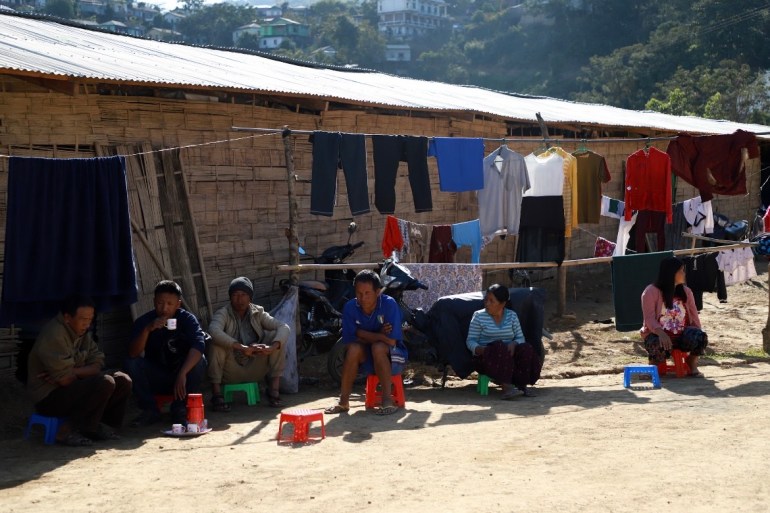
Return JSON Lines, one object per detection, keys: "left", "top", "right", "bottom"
{"left": 666, "top": 130, "right": 759, "bottom": 201}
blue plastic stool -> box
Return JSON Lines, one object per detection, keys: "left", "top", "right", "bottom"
{"left": 623, "top": 364, "right": 661, "bottom": 388}
{"left": 25, "top": 414, "right": 64, "bottom": 445}
{"left": 476, "top": 374, "right": 490, "bottom": 395}
{"left": 223, "top": 382, "right": 260, "bottom": 405}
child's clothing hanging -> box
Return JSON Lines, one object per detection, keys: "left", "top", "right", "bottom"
{"left": 381, "top": 215, "right": 404, "bottom": 258}
{"left": 451, "top": 219, "right": 483, "bottom": 264}
{"left": 428, "top": 225, "right": 457, "bottom": 263}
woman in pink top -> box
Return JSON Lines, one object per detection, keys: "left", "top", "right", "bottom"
{"left": 641, "top": 257, "right": 709, "bottom": 377}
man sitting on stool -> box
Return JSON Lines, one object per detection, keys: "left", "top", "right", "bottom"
{"left": 125, "top": 280, "right": 207, "bottom": 426}
{"left": 324, "top": 269, "right": 407, "bottom": 416}
{"left": 27, "top": 295, "right": 131, "bottom": 446}
{"left": 207, "top": 276, "right": 290, "bottom": 410}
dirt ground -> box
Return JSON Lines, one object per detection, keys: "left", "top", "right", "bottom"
{"left": 2, "top": 260, "right": 770, "bottom": 512}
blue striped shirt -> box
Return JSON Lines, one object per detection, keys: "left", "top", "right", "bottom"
{"left": 466, "top": 308, "right": 525, "bottom": 353}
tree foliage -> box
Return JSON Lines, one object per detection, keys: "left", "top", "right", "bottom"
{"left": 156, "top": 0, "right": 770, "bottom": 122}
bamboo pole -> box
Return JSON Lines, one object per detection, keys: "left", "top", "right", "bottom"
{"left": 275, "top": 242, "right": 753, "bottom": 272}
{"left": 282, "top": 126, "right": 300, "bottom": 286}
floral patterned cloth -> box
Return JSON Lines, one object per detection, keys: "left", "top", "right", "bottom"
{"left": 659, "top": 297, "right": 687, "bottom": 336}
{"left": 403, "top": 264, "right": 483, "bottom": 312}
{"left": 593, "top": 237, "right": 616, "bottom": 257}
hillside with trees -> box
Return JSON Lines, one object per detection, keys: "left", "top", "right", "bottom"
{"left": 33, "top": 0, "right": 770, "bottom": 123}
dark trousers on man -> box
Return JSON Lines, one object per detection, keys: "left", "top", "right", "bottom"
{"left": 124, "top": 356, "right": 207, "bottom": 418}
{"left": 35, "top": 371, "right": 132, "bottom": 433}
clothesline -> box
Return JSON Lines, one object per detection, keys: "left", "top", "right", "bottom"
{"left": 0, "top": 132, "right": 280, "bottom": 159}
{"left": 275, "top": 238, "right": 756, "bottom": 273}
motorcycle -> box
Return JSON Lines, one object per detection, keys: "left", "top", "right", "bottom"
{"left": 326, "top": 258, "right": 435, "bottom": 385}
{"left": 282, "top": 222, "right": 363, "bottom": 360}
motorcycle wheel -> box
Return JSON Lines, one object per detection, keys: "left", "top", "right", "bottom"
{"left": 297, "top": 304, "right": 315, "bottom": 360}
{"left": 326, "top": 338, "right": 346, "bottom": 386}
{"left": 326, "top": 338, "right": 365, "bottom": 386}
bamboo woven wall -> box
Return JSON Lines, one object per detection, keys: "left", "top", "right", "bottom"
{"left": 0, "top": 75, "right": 763, "bottom": 366}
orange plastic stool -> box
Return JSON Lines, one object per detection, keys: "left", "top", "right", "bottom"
{"left": 277, "top": 409, "right": 325, "bottom": 443}
{"left": 154, "top": 394, "right": 174, "bottom": 412}
{"left": 364, "top": 374, "right": 406, "bottom": 409}
{"left": 656, "top": 349, "right": 690, "bottom": 378}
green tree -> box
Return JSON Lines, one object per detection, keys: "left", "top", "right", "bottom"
{"left": 645, "top": 88, "right": 692, "bottom": 116}
{"left": 44, "top": 0, "right": 74, "bottom": 18}
{"left": 178, "top": 4, "right": 256, "bottom": 46}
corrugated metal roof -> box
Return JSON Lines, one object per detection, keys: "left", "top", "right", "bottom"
{"left": 1, "top": 12, "right": 769, "bottom": 139}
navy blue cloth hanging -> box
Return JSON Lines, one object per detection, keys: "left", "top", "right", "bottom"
{"left": 1, "top": 156, "right": 138, "bottom": 325}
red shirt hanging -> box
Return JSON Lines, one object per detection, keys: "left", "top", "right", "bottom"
{"left": 624, "top": 147, "right": 672, "bottom": 223}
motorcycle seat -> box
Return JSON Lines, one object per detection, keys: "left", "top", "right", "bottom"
{"left": 298, "top": 280, "right": 328, "bottom": 292}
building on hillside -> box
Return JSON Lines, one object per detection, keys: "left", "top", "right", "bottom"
{"left": 233, "top": 21, "right": 261, "bottom": 46}
{"left": 162, "top": 9, "right": 185, "bottom": 29}
{"left": 146, "top": 27, "right": 181, "bottom": 41}
{"left": 78, "top": 0, "right": 108, "bottom": 17}
{"left": 250, "top": 3, "right": 282, "bottom": 18}
{"left": 100, "top": 19, "right": 143, "bottom": 36}
{"left": 384, "top": 43, "right": 410, "bottom": 62}
{"left": 377, "top": 0, "right": 448, "bottom": 40}
{"left": 126, "top": 2, "right": 159, "bottom": 22}
{"left": 259, "top": 17, "right": 309, "bottom": 49}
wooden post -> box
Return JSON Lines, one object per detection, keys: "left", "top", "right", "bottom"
{"left": 557, "top": 246, "right": 568, "bottom": 316}
{"left": 762, "top": 262, "right": 770, "bottom": 354}
{"left": 282, "top": 126, "right": 300, "bottom": 286}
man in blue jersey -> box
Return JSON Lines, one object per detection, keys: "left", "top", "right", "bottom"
{"left": 324, "top": 269, "right": 406, "bottom": 415}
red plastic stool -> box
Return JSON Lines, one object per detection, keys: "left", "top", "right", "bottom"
{"left": 154, "top": 394, "right": 174, "bottom": 412}
{"left": 656, "top": 349, "right": 690, "bottom": 378}
{"left": 277, "top": 409, "right": 325, "bottom": 443}
{"left": 364, "top": 374, "right": 406, "bottom": 409}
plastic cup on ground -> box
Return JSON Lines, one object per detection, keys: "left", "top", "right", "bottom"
{"left": 186, "top": 423, "right": 199, "bottom": 433}
{"left": 171, "top": 423, "right": 184, "bottom": 434}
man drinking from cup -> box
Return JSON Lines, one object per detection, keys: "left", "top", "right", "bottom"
{"left": 125, "top": 280, "right": 207, "bottom": 427}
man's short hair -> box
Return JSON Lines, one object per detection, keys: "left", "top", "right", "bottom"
{"left": 353, "top": 269, "right": 382, "bottom": 290}
{"left": 61, "top": 295, "right": 96, "bottom": 317}
{"left": 154, "top": 280, "right": 182, "bottom": 297}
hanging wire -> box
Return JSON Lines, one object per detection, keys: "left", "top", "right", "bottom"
{"left": 0, "top": 131, "right": 280, "bottom": 159}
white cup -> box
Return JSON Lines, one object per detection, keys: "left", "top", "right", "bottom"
{"left": 171, "top": 423, "right": 184, "bottom": 434}
{"left": 186, "top": 423, "right": 199, "bottom": 433}
{"left": 200, "top": 419, "right": 208, "bottom": 431}
{"left": 166, "top": 318, "right": 177, "bottom": 330}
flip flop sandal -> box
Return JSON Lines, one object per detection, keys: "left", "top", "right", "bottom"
{"left": 59, "top": 432, "right": 94, "bottom": 447}
{"left": 211, "top": 394, "right": 231, "bottom": 412}
{"left": 375, "top": 405, "right": 399, "bottom": 415}
{"left": 267, "top": 392, "right": 283, "bottom": 408}
{"left": 323, "top": 404, "right": 350, "bottom": 414}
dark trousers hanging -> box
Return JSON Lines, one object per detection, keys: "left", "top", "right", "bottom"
{"left": 635, "top": 210, "right": 667, "bottom": 253}
{"left": 372, "top": 135, "right": 433, "bottom": 214}
{"left": 309, "top": 131, "right": 370, "bottom": 216}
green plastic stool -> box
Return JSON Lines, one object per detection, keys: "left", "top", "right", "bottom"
{"left": 476, "top": 374, "right": 490, "bottom": 396}
{"left": 222, "top": 382, "right": 260, "bottom": 406}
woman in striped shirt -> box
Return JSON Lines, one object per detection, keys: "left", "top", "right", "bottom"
{"left": 466, "top": 284, "right": 540, "bottom": 399}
